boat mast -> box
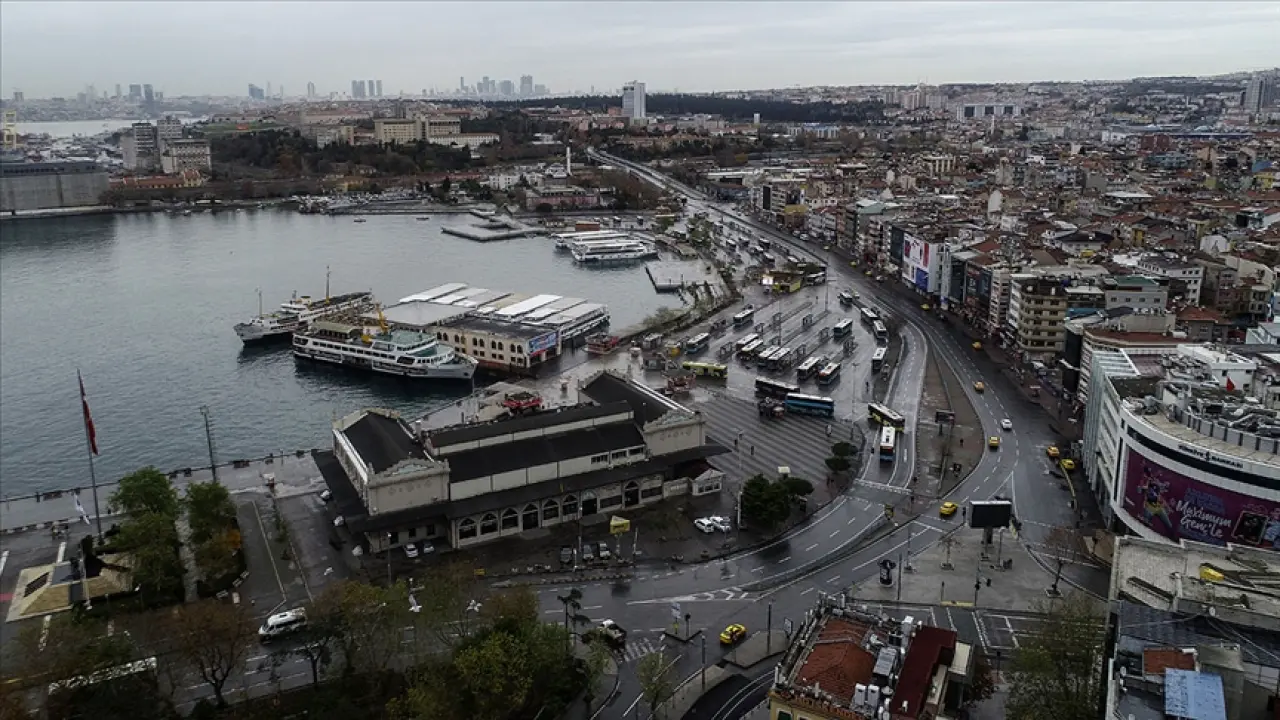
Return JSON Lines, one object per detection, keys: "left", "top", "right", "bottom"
{"left": 325, "top": 265, "right": 331, "bottom": 302}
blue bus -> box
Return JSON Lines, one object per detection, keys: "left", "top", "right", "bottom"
{"left": 879, "top": 426, "right": 896, "bottom": 463}
{"left": 684, "top": 333, "right": 711, "bottom": 354}
{"left": 783, "top": 393, "right": 835, "bottom": 418}
{"left": 755, "top": 377, "right": 799, "bottom": 399}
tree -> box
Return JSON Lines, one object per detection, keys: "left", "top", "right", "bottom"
{"left": 965, "top": 654, "right": 997, "bottom": 707}
{"left": 636, "top": 648, "right": 676, "bottom": 717}
{"left": 193, "top": 527, "right": 241, "bottom": 582}
{"left": 454, "top": 632, "right": 534, "bottom": 720}
{"left": 172, "top": 600, "right": 257, "bottom": 707}
{"left": 185, "top": 481, "right": 235, "bottom": 544}
{"left": 111, "top": 467, "right": 180, "bottom": 518}
{"left": 327, "top": 580, "right": 404, "bottom": 677}
{"left": 1005, "top": 594, "right": 1105, "bottom": 720}
{"left": 287, "top": 594, "right": 343, "bottom": 687}
{"left": 739, "top": 474, "right": 794, "bottom": 531}
{"left": 556, "top": 587, "right": 592, "bottom": 652}
{"left": 114, "top": 511, "right": 184, "bottom": 605}
{"left": 825, "top": 455, "right": 852, "bottom": 473}
{"left": 1044, "top": 526, "right": 1081, "bottom": 597}
{"left": 781, "top": 477, "right": 814, "bottom": 496}
{"left": 581, "top": 640, "right": 612, "bottom": 711}
{"left": 831, "top": 441, "right": 855, "bottom": 458}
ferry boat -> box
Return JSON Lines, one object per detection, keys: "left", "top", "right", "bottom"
{"left": 292, "top": 313, "right": 477, "bottom": 380}
{"left": 571, "top": 239, "right": 658, "bottom": 264}
{"left": 234, "top": 285, "right": 374, "bottom": 344}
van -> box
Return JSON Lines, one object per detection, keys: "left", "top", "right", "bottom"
{"left": 259, "top": 608, "right": 308, "bottom": 642}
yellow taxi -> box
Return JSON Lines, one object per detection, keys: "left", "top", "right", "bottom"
{"left": 720, "top": 623, "right": 747, "bottom": 645}
{"left": 972, "top": 342, "right": 983, "bottom": 351}
{"left": 988, "top": 436, "right": 1001, "bottom": 450}
{"left": 939, "top": 501, "right": 958, "bottom": 517}
{"left": 1060, "top": 459, "right": 1076, "bottom": 471}
{"left": 921, "top": 303, "right": 931, "bottom": 311}
{"left": 823, "top": 245, "right": 832, "bottom": 251}
{"left": 973, "top": 381, "right": 985, "bottom": 392}
{"left": 1046, "top": 446, "right": 1061, "bottom": 459}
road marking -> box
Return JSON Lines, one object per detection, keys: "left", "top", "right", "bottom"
{"left": 801, "top": 587, "right": 816, "bottom": 595}
{"left": 751, "top": 566, "right": 765, "bottom": 573}
{"left": 56, "top": 541, "right": 67, "bottom": 563}
{"left": 778, "top": 556, "right": 792, "bottom": 564}
{"left": 829, "top": 529, "right": 841, "bottom": 538}
{"left": 106, "top": 620, "right": 114, "bottom": 636}
{"left": 246, "top": 654, "right": 267, "bottom": 664}
{"left": 805, "top": 543, "right": 818, "bottom": 552}
{"left": 582, "top": 605, "right": 602, "bottom": 611}
{"left": 543, "top": 609, "right": 560, "bottom": 615}
{"left": 249, "top": 499, "right": 287, "bottom": 602}
{"left": 827, "top": 575, "right": 841, "bottom": 583}
{"left": 0, "top": 550, "right": 9, "bottom": 579}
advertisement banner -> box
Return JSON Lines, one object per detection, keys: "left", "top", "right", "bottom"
{"left": 529, "top": 332, "right": 558, "bottom": 355}
{"left": 1122, "top": 449, "right": 1280, "bottom": 550}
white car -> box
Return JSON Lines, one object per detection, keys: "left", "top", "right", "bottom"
{"left": 1001, "top": 419, "right": 1013, "bottom": 431}
{"left": 403, "top": 542, "right": 419, "bottom": 559}
{"left": 708, "top": 516, "right": 732, "bottom": 532}
{"left": 694, "top": 518, "right": 716, "bottom": 534}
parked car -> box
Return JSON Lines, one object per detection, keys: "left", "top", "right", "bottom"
{"left": 559, "top": 545, "right": 575, "bottom": 565}
{"left": 694, "top": 518, "right": 716, "bottom": 534}
{"left": 581, "top": 543, "right": 595, "bottom": 562}
{"left": 598, "top": 542, "right": 612, "bottom": 561}
{"left": 403, "top": 542, "right": 419, "bottom": 559}
{"left": 708, "top": 516, "right": 732, "bottom": 532}
{"left": 259, "top": 608, "right": 307, "bottom": 642}
{"left": 319, "top": 489, "right": 332, "bottom": 502}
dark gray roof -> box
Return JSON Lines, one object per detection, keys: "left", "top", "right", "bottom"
{"left": 581, "top": 372, "right": 680, "bottom": 424}
{"left": 446, "top": 422, "right": 645, "bottom": 482}
{"left": 1116, "top": 601, "right": 1280, "bottom": 667}
{"left": 342, "top": 412, "right": 426, "bottom": 473}
{"left": 430, "top": 401, "right": 632, "bottom": 449}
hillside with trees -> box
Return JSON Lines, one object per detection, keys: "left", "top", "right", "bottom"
{"left": 205, "top": 130, "right": 476, "bottom": 177}
{"left": 502, "top": 94, "right": 886, "bottom": 124}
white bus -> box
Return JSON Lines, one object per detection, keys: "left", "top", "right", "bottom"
{"left": 879, "top": 426, "right": 897, "bottom": 463}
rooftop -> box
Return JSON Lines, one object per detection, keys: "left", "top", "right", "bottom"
{"left": 426, "top": 401, "right": 634, "bottom": 452}
{"left": 581, "top": 370, "right": 688, "bottom": 424}
{"left": 444, "top": 421, "right": 645, "bottom": 482}
{"left": 341, "top": 411, "right": 428, "bottom": 474}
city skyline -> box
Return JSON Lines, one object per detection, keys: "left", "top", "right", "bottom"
{"left": 2, "top": 1, "right": 1278, "bottom": 98}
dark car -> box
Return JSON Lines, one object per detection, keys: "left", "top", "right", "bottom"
{"left": 559, "top": 545, "right": 574, "bottom": 565}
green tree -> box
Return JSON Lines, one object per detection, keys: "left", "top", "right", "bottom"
{"left": 781, "top": 477, "right": 814, "bottom": 496}
{"left": 556, "top": 587, "right": 592, "bottom": 652}
{"left": 739, "top": 474, "right": 793, "bottom": 530}
{"left": 454, "top": 632, "right": 534, "bottom": 720}
{"left": 193, "top": 528, "right": 241, "bottom": 582}
{"left": 329, "top": 580, "right": 404, "bottom": 677}
{"left": 111, "top": 467, "right": 180, "bottom": 518}
{"left": 186, "top": 481, "right": 236, "bottom": 544}
{"left": 172, "top": 600, "right": 257, "bottom": 708}
{"left": 581, "top": 640, "right": 612, "bottom": 710}
{"left": 831, "top": 441, "right": 855, "bottom": 457}
{"left": 965, "top": 654, "right": 997, "bottom": 707}
{"left": 636, "top": 648, "right": 676, "bottom": 717}
{"left": 114, "top": 511, "right": 184, "bottom": 604}
{"left": 1005, "top": 594, "right": 1105, "bottom": 720}
{"left": 825, "top": 455, "right": 852, "bottom": 473}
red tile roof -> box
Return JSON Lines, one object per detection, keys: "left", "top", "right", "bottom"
{"left": 889, "top": 626, "right": 956, "bottom": 718}
{"left": 794, "top": 617, "right": 877, "bottom": 706}
{"left": 1143, "top": 647, "right": 1196, "bottom": 675}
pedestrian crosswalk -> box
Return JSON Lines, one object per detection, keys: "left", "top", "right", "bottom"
{"left": 620, "top": 635, "right": 662, "bottom": 663}
{"left": 700, "top": 395, "right": 864, "bottom": 483}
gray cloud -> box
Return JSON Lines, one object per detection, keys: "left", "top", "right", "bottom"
{"left": 1, "top": 1, "right": 1275, "bottom": 98}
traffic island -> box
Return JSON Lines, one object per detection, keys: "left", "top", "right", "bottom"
{"left": 915, "top": 339, "right": 986, "bottom": 499}
{"left": 723, "top": 630, "right": 788, "bottom": 668}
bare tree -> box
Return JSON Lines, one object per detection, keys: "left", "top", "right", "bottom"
{"left": 637, "top": 648, "right": 678, "bottom": 717}
{"left": 172, "top": 600, "right": 256, "bottom": 707}
{"left": 1044, "top": 526, "right": 1082, "bottom": 597}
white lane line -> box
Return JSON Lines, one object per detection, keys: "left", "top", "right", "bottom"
{"left": 801, "top": 587, "right": 816, "bottom": 595}
{"left": 582, "top": 605, "right": 602, "bottom": 611}
{"left": 827, "top": 575, "right": 841, "bottom": 584}
{"left": 778, "top": 556, "right": 792, "bottom": 564}
{"left": 0, "top": 550, "right": 9, "bottom": 579}
{"left": 829, "top": 530, "right": 841, "bottom": 538}
{"left": 805, "top": 543, "right": 819, "bottom": 552}
{"left": 751, "top": 566, "right": 765, "bottom": 574}
{"left": 56, "top": 541, "right": 67, "bottom": 563}
{"left": 543, "top": 609, "right": 560, "bottom": 614}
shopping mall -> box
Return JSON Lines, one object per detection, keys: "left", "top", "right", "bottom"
{"left": 1083, "top": 344, "right": 1280, "bottom": 550}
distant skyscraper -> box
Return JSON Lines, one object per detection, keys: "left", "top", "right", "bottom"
{"left": 499, "top": 79, "right": 514, "bottom": 96}
{"left": 622, "top": 81, "right": 646, "bottom": 120}
{"left": 1244, "top": 75, "right": 1276, "bottom": 113}
{"left": 129, "top": 84, "right": 142, "bottom": 99}
{"left": 459, "top": 76, "right": 465, "bottom": 92}
{"left": 306, "top": 82, "right": 316, "bottom": 98}
{"left": 481, "top": 76, "right": 491, "bottom": 95}
{"left": 12, "top": 91, "right": 24, "bottom": 103}
{"left": 368, "top": 79, "right": 375, "bottom": 97}
{"left": 114, "top": 83, "right": 122, "bottom": 99}
{"left": 248, "top": 84, "right": 265, "bottom": 100}
{"left": 143, "top": 84, "right": 154, "bottom": 103}
{"left": 520, "top": 75, "right": 534, "bottom": 96}
{"left": 534, "top": 84, "right": 548, "bottom": 96}
{"left": 375, "top": 80, "right": 383, "bottom": 98}
{"left": 352, "top": 80, "right": 367, "bottom": 99}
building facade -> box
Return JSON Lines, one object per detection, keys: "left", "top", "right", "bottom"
{"left": 159, "top": 139, "right": 211, "bottom": 175}
{"left": 622, "top": 81, "right": 646, "bottom": 121}
{"left": 0, "top": 160, "right": 110, "bottom": 212}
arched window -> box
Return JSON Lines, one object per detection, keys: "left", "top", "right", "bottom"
{"left": 480, "top": 513, "right": 498, "bottom": 535}
{"left": 501, "top": 508, "right": 519, "bottom": 530}
{"left": 522, "top": 503, "right": 540, "bottom": 530}
{"left": 458, "top": 518, "right": 477, "bottom": 540}
{"left": 562, "top": 494, "right": 578, "bottom": 516}
{"left": 542, "top": 498, "right": 560, "bottom": 521}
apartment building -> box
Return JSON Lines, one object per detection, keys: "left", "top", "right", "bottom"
{"left": 373, "top": 119, "right": 421, "bottom": 145}
{"left": 1006, "top": 274, "right": 1069, "bottom": 362}
{"left": 120, "top": 122, "right": 158, "bottom": 171}
{"left": 158, "top": 139, "right": 212, "bottom": 175}
{"left": 1136, "top": 255, "right": 1204, "bottom": 306}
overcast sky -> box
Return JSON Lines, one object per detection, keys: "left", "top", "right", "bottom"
{"left": 1, "top": 1, "right": 1276, "bottom": 98}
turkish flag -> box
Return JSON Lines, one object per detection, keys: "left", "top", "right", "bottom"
{"left": 78, "top": 371, "right": 99, "bottom": 455}
{"left": 1226, "top": 376, "right": 1237, "bottom": 392}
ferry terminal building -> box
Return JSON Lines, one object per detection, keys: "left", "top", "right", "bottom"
{"left": 319, "top": 370, "right": 729, "bottom": 554}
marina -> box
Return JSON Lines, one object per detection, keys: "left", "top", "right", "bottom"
{"left": 234, "top": 288, "right": 374, "bottom": 344}
{"left": 440, "top": 216, "right": 545, "bottom": 242}
{"left": 551, "top": 229, "right": 659, "bottom": 264}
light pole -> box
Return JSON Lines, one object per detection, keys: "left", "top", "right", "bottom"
{"left": 766, "top": 601, "right": 774, "bottom": 654}
{"left": 386, "top": 532, "right": 393, "bottom": 587}
{"left": 701, "top": 633, "right": 707, "bottom": 691}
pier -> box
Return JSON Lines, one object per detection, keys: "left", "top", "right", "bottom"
{"left": 645, "top": 259, "right": 721, "bottom": 292}
{"left": 441, "top": 217, "right": 546, "bottom": 242}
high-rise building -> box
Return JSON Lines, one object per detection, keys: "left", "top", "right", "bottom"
{"left": 534, "top": 84, "right": 548, "bottom": 96}
{"left": 351, "top": 80, "right": 366, "bottom": 99}
{"left": 306, "top": 82, "right": 316, "bottom": 98}
{"left": 114, "top": 84, "right": 122, "bottom": 99}
{"left": 622, "top": 81, "right": 646, "bottom": 120}
{"left": 248, "top": 84, "right": 265, "bottom": 100}
{"left": 499, "top": 79, "right": 514, "bottom": 96}
{"left": 129, "top": 84, "right": 142, "bottom": 99}
{"left": 375, "top": 80, "right": 383, "bottom": 98}
{"left": 1244, "top": 75, "right": 1276, "bottom": 113}
{"left": 519, "top": 75, "right": 534, "bottom": 96}
{"left": 459, "top": 76, "right": 465, "bottom": 92}
{"left": 12, "top": 91, "right": 24, "bottom": 103}
{"left": 368, "top": 79, "right": 375, "bottom": 97}
{"left": 481, "top": 76, "right": 491, "bottom": 95}
{"left": 143, "top": 84, "right": 154, "bottom": 103}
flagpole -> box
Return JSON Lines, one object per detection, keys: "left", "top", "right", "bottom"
{"left": 78, "top": 371, "right": 104, "bottom": 542}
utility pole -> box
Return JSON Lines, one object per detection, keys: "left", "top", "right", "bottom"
{"left": 701, "top": 633, "right": 707, "bottom": 691}
{"left": 973, "top": 559, "right": 982, "bottom": 606}
{"left": 766, "top": 601, "right": 774, "bottom": 654}
{"left": 200, "top": 405, "right": 219, "bottom": 483}
{"left": 896, "top": 552, "right": 904, "bottom": 603}
{"left": 386, "top": 532, "right": 393, "bottom": 587}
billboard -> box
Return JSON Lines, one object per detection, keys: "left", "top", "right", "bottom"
{"left": 529, "top": 331, "right": 559, "bottom": 355}
{"left": 1122, "top": 449, "right": 1280, "bottom": 550}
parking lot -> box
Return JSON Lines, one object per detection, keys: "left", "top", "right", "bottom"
{"left": 0, "top": 527, "right": 71, "bottom": 677}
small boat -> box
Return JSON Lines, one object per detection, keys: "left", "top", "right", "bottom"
{"left": 416, "top": 216, "right": 431, "bottom": 221}
{"left": 354, "top": 217, "right": 367, "bottom": 223}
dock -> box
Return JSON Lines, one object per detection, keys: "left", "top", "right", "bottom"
{"left": 441, "top": 217, "right": 546, "bottom": 242}
{"left": 645, "top": 260, "right": 720, "bottom": 293}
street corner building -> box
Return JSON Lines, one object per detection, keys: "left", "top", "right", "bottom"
{"left": 318, "top": 369, "right": 729, "bottom": 554}
{"left": 768, "top": 594, "right": 976, "bottom": 720}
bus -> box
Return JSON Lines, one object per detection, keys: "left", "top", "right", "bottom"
{"left": 872, "top": 321, "right": 889, "bottom": 344}
{"left": 682, "top": 361, "right": 728, "bottom": 379}
{"left": 816, "top": 362, "right": 841, "bottom": 386}
{"left": 738, "top": 339, "right": 765, "bottom": 359}
{"left": 724, "top": 239, "right": 737, "bottom": 251}
{"left": 771, "top": 347, "right": 797, "bottom": 371}
{"left": 784, "top": 393, "right": 836, "bottom": 418}
{"left": 806, "top": 271, "right": 827, "bottom": 285}
{"left": 879, "top": 426, "right": 897, "bottom": 463}
{"left": 734, "top": 333, "right": 761, "bottom": 351}
{"left": 796, "top": 355, "right": 826, "bottom": 382}
{"left": 759, "top": 238, "right": 772, "bottom": 251}
{"left": 833, "top": 319, "right": 854, "bottom": 339}
{"left": 871, "top": 347, "right": 887, "bottom": 372}
{"left": 860, "top": 307, "right": 880, "bottom": 325}
{"left": 49, "top": 656, "right": 159, "bottom": 718}
{"left": 732, "top": 308, "right": 756, "bottom": 327}
{"left": 755, "top": 377, "right": 799, "bottom": 398}
{"left": 867, "top": 402, "right": 906, "bottom": 429}
{"left": 684, "top": 333, "right": 711, "bottom": 354}
{"left": 762, "top": 253, "right": 777, "bottom": 266}
{"left": 755, "top": 346, "right": 782, "bottom": 368}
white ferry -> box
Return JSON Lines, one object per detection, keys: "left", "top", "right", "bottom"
{"left": 292, "top": 318, "right": 477, "bottom": 380}
{"left": 234, "top": 290, "right": 374, "bottom": 344}
{"left": 571, "top": 239, "right": 658, "bottom": 264}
